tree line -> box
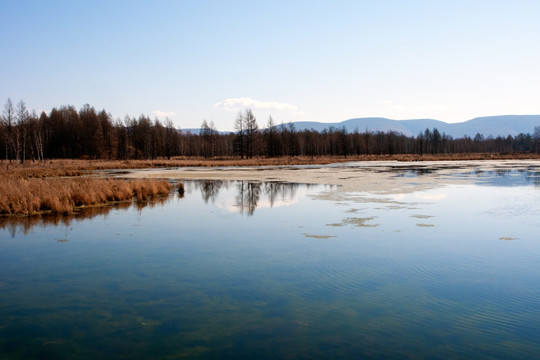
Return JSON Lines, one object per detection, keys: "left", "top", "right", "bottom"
{"left": 2, "top": 99, "right": 540, "bottom": 162}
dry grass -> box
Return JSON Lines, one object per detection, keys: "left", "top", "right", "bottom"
{"left": 2, "top": 164, "right": 85, "bottom": 178}
{"left": 2, "top": 153, "right": 540, "bottom": 174}
{"left": 0, "top": 176, "right": 172, "bottom": 216}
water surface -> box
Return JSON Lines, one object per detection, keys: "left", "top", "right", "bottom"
{"left": 1, "top": 169, "right": 539, "bottom": 359}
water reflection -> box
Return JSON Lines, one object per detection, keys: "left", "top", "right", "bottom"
{"left": 1, "top": 172, "right": 540, "bottom": 359}
{"left": 199, "top": 180, "right": 225, "bottom": 203}
{"left": 191, "top": 180, "right": 304, "bottom": 216}
{"left": 265, "top": 182, "right": 299, "bottom": 207}
{"left": 394, "top": 168, "right": 540, "bottom": 187}
{"left": 471, "top": 169, "right": 540, "bottom": 187}
{"left": 0, "top": 196, "right": 176, "bottom": 236}
{"left": 235, "top": 181, "right": 261, "bottom": 216}
{"left": 0, "top": 181, "right": 314, "bottom": 235}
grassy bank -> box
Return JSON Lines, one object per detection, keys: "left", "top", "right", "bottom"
{"left": 2, "top": 153, "right": 540, "bottom": 173}
{"left": 0, "top": 176, "right": 173, "bottom": 216}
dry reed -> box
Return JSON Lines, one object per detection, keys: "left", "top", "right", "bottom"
{"left": 0, "top": 176, "right": 172, "bottom": 216}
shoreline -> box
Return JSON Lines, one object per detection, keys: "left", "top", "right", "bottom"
{"left": 3, "top": 153, "right": 540, "bottom": 173}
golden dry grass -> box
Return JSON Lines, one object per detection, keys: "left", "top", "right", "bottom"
{"left": 0, "top": 176, "right": 172, "bottom": 216}
{"left": 2, "top": 153, "right": 540, "bottom": 174}
{"left": 1, "top": 164, "right": 85, "bottom": 178}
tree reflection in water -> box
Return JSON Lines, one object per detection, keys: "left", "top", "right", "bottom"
{"left": 198, "top": 180, "right": 226, "bottom": 204}
{"left": 235, "top": 181, "right": 261, "bottom": 216}
{"left": 265, "top": 182, "right": 299, "bottom": 208}
{"left": 196, "top": 180, "right": 302, "bottom": 216}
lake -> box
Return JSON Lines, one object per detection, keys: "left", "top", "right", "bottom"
{"left": 1, "top": 164, "right": 540, "bottom": 359}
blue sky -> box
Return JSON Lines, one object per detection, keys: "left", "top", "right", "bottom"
{"left": 1, "top": 0, "right": 539, "bottom": 130}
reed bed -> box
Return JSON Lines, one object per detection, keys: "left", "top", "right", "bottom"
{"left": 0, "top": 176, "right": 172, "bottom": 216}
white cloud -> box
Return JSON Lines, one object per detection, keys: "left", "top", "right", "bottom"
{"left": 152, "top": 110, "right": 176, "bottom": 117}
{"left": 214, "top": 97, "right": 298, "bottom": 112}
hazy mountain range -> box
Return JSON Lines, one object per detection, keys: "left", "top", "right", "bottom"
{"left": 290, "top": 115, "right": 540, "bottom": 138}
{"left": 184, "top": 115, "right": 540, "bottom": 138}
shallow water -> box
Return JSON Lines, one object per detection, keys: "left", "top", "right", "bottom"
{"left": 1, "top": 170, "right": 539, "bottom": 359}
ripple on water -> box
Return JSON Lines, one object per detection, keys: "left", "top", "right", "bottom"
{"left": 296, "top": 256, "right": 404, "bottom": 304}
{"left": 407, "top": 253, "right": 540, "bottom": 347}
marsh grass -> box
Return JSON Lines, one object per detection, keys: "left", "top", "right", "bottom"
{"left": 0, "top": 176, "right": 172, "bottom": 216}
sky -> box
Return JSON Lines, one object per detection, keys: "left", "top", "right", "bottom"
{"left": 1, "top": 0, "right": 539, "bottom": 131}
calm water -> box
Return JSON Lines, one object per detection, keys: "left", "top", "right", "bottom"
{"left": 1, "top": 169, "right": 540, "bottom": 359}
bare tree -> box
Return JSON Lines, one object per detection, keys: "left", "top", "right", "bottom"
{"left": 98, "top": 110, "right": 116, "bottom": 160}
{"left": 2, "top": 99, "right": 15, "bottom": 162}
{"left": 27, "top": 110, "right": 44, "bottom": 162}
{"left": 164, "top": 118, "right": 177, "bottom": 160}
{"left": 234, "top": 111, "right": 245, "bottom": 158}
{"left": 534, "top": 126, "right": 540, "bottom": 154}
{"left": 243, "top": 109, "right": 258, "bottom": 158}
{"left": 35, "top": 111, "right": 46, "bottom": 161}
{"left": 200, "top": 120, "right": 218, "bottom": 158}
{"left": 15, "top": 100, "right": 30, "bottom": 163}
{"left": 80, "top": 104, "right": 106, "bottom": 158}
{"left": 264, "top": 116, "right": 281, "bottom": 157}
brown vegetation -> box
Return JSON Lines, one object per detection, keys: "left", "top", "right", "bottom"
{"left": 0, "top": 175, "right": 172, "bottom": 216}
{"left": 2, "top": 152, "right": 540, "bottom": 175}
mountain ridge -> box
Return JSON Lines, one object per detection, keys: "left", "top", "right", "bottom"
{"left": 289, "top": 115, "right": 540, "bottom": 138}
{"left": 183, "top": 115, "right": 540, "bottom": 138}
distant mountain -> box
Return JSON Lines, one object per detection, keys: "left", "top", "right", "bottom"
{"left": 180, "top": 128, "right": 231, "bottom": 135}
{"left": 290, "top": 115, "right": 540, "bottom": 138}
{"left": 180, "top": 128, "right": 201, "bottom": 135}
{"left": 182, "top": 115, "right": 540, "bottom": 138}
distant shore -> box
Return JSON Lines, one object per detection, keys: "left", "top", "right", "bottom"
{"left": 2, "top": 153, "right": 540, "bottom": 173}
